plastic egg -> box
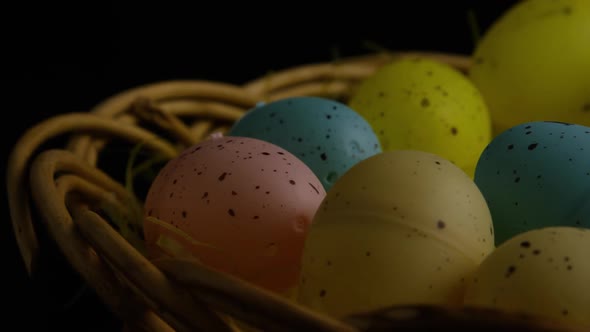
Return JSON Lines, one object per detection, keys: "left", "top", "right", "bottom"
{"left": 297, "top": 150, "right": 495, "bottom": 318}
{"left": 469, "top": 0, "right": 590, "bottom": 134}
{"left": 348, "top": 56, "right": 492, "bottom": 178}
{"left": 143, "top": 135, "right": 326, "bottom": 294}
{"left": 464, "top": 226, "right": 590, "bottom": 327}
{"left": 227, "top": 96, "right": 382, "bottom": 191}
{"left": 474, "top": 121, "right": 590, "bottom": 246}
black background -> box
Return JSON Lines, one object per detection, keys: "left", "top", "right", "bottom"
{"left": 3, "top": 1, "right": 519, "bottom": 331}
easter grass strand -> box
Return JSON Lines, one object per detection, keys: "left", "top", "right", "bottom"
{"left": 129, "top": 154, "right": 170, "bottom": 188}
{"left": 466, "top": 9, "right": 481, "bottom": 51}
{"left": 360, "top": 40, "right": 392, "bottom": 54}
{"left": 60, "top": 283, "right": 89, "bottom": 312}
{"left": 125, "top": 141, "right": 147, "bottom": 196}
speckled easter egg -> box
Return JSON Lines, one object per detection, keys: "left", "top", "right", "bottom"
{"left": 474, "top": 121, "right": 590, "bottom": 246}
{"left": 228, "top": 96, "right": 382, "bottom": 190}
{"left": 469, "top": 0, "right": 590, "bottom": 134}
{"left": 143, "top": 135, "right": 326, "bottom": 294}
{"left": 298, "top": 150, "right": 494, "bottom": 318}
{"left": 464, "top": 226, "right": 590, "bottom": 328}
{"left": 348, "top": 56, "right": 492, "bottom": 178}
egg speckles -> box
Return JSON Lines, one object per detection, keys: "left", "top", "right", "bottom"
{"left": 348, "top": 57, "right": 492, "bottom": 178}
{"left": 474, "top": 121, "right": 590, "bottom": 245}
{"left": 297, "top": 150, "right": 494, "bottom": 318}
{"left": 464, "top": 226, "right": 590, "bottom": 327}
{"left": 143, "top": 136, "right": 326, "bottom": 294}
{"left": 228, "top": 96, "right": 382, "bottom": 191}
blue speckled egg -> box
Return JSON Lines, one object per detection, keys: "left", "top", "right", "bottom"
{"left": 474, "top": 121, "right": 590, "bottom": 245}
{"left": 228, "top": 96, "right": 382, "bottom": 190}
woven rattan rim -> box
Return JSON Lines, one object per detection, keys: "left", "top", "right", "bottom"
{"left": 7, "top": 51, "right": 584, "bottom": 332}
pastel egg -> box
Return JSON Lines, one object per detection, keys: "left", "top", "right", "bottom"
{"left": 469, "top": 0, "right": 590, "bottom": 134}
{"left": 348, "top": 56, "right": 492, "bottom": 178}
{"left": 143, "top": 135, "right": 326, "bottom": 294}
{"left": 228, "top": 96, "right": 382, "bottom": 190}
{"left": 297, "top": 150, "right": 495, "bottom": 318}
{"left": 464, "top": 226, "right": 590, "bottom": 328}
{"left": 474, "top": 121, "right": 590, "bottom": 246}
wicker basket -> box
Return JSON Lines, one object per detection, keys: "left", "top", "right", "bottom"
{"left": 6, "top": 51, "right": 586, "bottom": 332}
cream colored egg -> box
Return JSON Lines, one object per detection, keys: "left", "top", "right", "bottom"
{"left": 297, "top": 150, "right": 495, "bottom": 318}
{"left": 464, "top": 226, "right": 590, "bottom": 327}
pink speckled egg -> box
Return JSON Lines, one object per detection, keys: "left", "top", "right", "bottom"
{"left": 143, "top": 135, "right": 326, "bottom": 294}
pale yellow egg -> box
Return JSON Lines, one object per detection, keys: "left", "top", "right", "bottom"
{"left": 469, "top": 0, "right": 590, "bottom": 134}
{"left": 297, "top": 150, "right": 495, "bottom": 318}
{"left": 464, "top": 226, "right": 590, "bottom": 328}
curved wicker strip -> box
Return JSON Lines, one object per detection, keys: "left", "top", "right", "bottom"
{"left": 65, "top": 80, "right": 256, "bottom": 164}
{"left": 342, "top": 305, "right": 588, "bottom": 332}
{"left": 26, "top": 150, "right": 172, "bottom": 331}
{"left": 152, "top": 258, "right": 357, "bottom": 332}
{"left": 72, "top": 205, "right": 233, "bottom": 332}
{"left": 259, "top": 81, "right": 356, "bottom": 103}
{"left": 242, "top": 51, "right": 471, "bottom": 98}
{"left": 29, "top": 149, "right": 231, "bottom": 331}
{"left": 157, "top": 100, "right": 246, "bottom": 120}
{"left": 130, "top": 98, "right": 201, "bottom": 147}
{"left": 188, "top": 121, "right": 217, "bottom": 142}
{"left": 7, "top": 51, "right": 583, "bottom": 332}
{"left": 7, "top": 113, "right": 178, "bottom": 275}
{"left": 152, "top": 259, "right": 588, "bottom": 332}
{"left": 66, "top": 113, "right": 138, "bottom": 165}
{"left": 90, "top": 80, "right": 258, "bottom": 118}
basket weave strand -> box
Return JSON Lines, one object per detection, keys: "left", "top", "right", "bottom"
{"left": 7, "top": 51, "right": 587, "bottom": 332}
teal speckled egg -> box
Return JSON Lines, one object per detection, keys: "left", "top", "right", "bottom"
{"left": 474, "top": 121, "right": 590, "bottom": 245}
{"left": 228, "top": 96, "right": 382, "bottom": 191}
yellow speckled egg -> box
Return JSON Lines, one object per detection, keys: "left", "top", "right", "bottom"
{"left": 297, "top": 150, "right": 495, "bottom": 318}
{"left": 469, "top": 0, "right": 590, "bottom": 134}
{"left": 464, "top": 226, "right": 590, "bottom": 328}
{"left": 348, "top": 57, "right": 492, "bottom": 178}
